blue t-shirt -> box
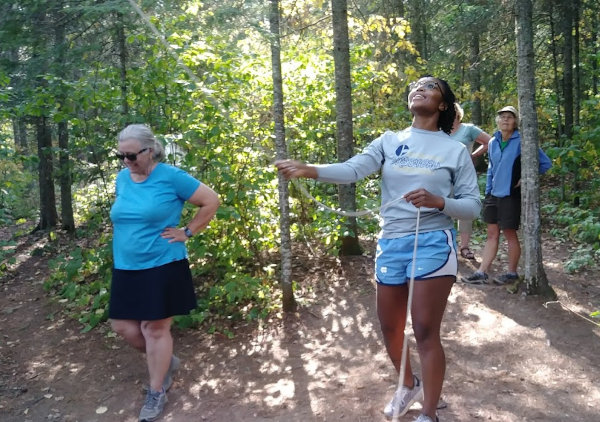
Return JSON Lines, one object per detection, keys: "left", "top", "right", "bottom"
{"left": 110, "top": 163, "right": 201, "bottom": 270}
{"left": 449, "top": 123, "right": 483, "bottom": 150}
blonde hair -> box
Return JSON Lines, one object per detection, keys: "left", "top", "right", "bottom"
{"left": 118, "top": 124, "right": 165, "bottom": 161}
{"left": 454, "top": 103, "right": 464, "bottom": 121}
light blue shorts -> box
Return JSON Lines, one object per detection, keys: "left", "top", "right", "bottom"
{"left": 375, "top": 229, "right": 458, "bottom": 286}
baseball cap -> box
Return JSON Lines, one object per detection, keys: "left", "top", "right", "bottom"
{"left": 497, "top": 105, "right": 518, "bottom": 116}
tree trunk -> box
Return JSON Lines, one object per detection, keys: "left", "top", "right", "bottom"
{"left": 116, "top": 11, "right": 129, "bottom": 119}
{"left": 55, "top": 0, "right": 75, "bottom": 232}
{"left": 548, "top": 5, "right": 566, "bottom": 201}
{"left": 36, "top": 116, "right": 58, "bottom": 229}
{"left": 331, "top": 0, "right": 362, "bottom": 256}
{"left": 573, "top": 0, "right": 580, "bottom": 127}
{"left": 592, "top": 9, "right": 599, "bottom": 96}
{"left": 468, "top": 32, "right": 482, "bottom": 126}
{"left": 468, "top": 30, "right": 487, "bottom": 171}
{"left": 32, "top": 8, "right": 58, "bottom": 230}
{"left": 57, "top": 121, "right": 74, "bottom": 232}
{"left": 548, "top": 7, "right": 563, "bottom": 140}
{"left": 383, "top": 0, "right": 404, "bottom": 16}
{"left": 409, "top": 0, "right": 428, "bottom": 60}
{"left": 560, "top": 0, "right": 574, "bottom": 140}
{"left": 12, "top": 118, "right": 28, "bottom": 153}
{"left": 269, "top": 0, "right": 295, "bottom": 312}
{"left": 514, "top": 0, "right": 556, "bottom": 299}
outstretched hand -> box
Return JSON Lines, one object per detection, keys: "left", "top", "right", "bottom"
{"left": 274, "top": 159, "right": 317, "bottom": 179}
{"left": 403, "top": 188, "right": 445, "bottom": 210}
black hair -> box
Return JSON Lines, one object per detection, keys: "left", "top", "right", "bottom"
{"left": 416, "top": 74, "right": 456, "bottom": 134}
{"left": 434, "top": 77, "right": 456, "bottom": 134}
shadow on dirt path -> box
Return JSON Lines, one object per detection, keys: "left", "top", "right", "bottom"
{"left": 1, "top": 232, "right": 599, "bottom": 421}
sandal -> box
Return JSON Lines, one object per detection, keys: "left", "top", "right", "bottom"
{"left": 460, "top": 247, "right": 475, "bottom": 260}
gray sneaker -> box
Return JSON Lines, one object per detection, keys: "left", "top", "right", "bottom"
{"left": 383, "top": 375, "right": 424, "bottom": 419}
{"left": 162, "top": 355, "right": 180, "bottom": 391}
{"left": 138, "top": 389, "right": 167, "bottom": 422}
{"left": 461, "top": 271, "right": 489, "bottom": 284}
{"left": 414, "top": 414, "right": 439, "bottom": 422}
{"left": 493, "top": 273, "right": 519, "bottom": 285}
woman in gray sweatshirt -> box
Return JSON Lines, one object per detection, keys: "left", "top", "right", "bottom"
{"left": 276, "top": 76, "right": 480, "bottom": 422}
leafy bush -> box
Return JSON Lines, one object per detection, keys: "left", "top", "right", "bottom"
{"left": 542, "top": 203, "right": 600, "bottom": 273}
{"left": 44, "top": 241, "right": 113, "bottom": 333}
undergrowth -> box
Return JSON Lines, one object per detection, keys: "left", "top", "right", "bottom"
{"left": 43, "top": 225, "right": 278, "bottom": 335}
{"left": 542, "top": 201, "right": 600, "bottom": 274}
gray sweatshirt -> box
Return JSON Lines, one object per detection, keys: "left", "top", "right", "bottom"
{"left": 316, "top": 127, "right": 481, "bottom": 238}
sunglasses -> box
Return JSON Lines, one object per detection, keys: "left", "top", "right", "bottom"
{"left": 409, "top": 80, "right": 441, "bottom": 91}
{"left": 116, "top": 148, "right": 149, "bottom": 161}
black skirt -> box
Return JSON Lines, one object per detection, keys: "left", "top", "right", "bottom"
{"left": 109, "top": 259, "right": 197, "bottom": 320}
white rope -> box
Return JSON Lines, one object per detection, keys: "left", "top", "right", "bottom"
{"left": 543, "top": 301, "right": 600, "bottom": 327}
{"left": 392, "top": 207, "right": 421, "bottom": 422}
{"left": 291, "top": 179, "right": 405, "bottom": 218}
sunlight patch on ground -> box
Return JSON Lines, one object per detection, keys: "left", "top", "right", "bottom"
{"left": 458, "top": 302, "right": 526, "bottom": 345}
{"left": 28, "top": 359, "right": 62, "bottom": 381}
{"left": 262, "top": 379, "right": 295, "bottom": 407}
{"left": 68, "top": 362, "right": 83, "bottom": 374}
{"left": 544, "top": 260, "right": 562, "bottom": 269}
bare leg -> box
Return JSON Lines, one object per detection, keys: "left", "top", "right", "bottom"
{"left": 503, "top": 228, "right": 521, "bottom": 273}
{"left": 111, "top": 319, "right": 146, "bottom": 352}
{"left": 377, "top": 284, "right": 414, "bottom": 387}
{"left": 411, "top": 276, "right": 454, "bottom": 419}
{"left": 458, "top": 219, "right": 473, "bottom": 250}
{"left": 460, "top": 231, "right": 471, "bottom": 250}
{"left": 477, "top": 223, "right": 500, "bottom": 273}
{"left": 141, "top": 318, "right": 173, "bottom": 392}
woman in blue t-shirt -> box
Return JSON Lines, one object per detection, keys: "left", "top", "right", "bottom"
{"left": 449, "top": 103, "right": 491, "bottom": 260}
{"left": 109, "top": 124, "right": 219, "bottom": 421}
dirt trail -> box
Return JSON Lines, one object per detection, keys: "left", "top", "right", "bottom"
{"left": 1, "top": 231, "right": 599, "bottom": 421}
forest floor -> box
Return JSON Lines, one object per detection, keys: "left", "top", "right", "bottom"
{"left": 1, "top": 225, "right": 599, "bottom": 422}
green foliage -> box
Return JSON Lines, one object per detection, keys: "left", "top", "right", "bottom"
{"left": 0, "top": 239, "right": 16, "bottom": 279}
{"left": 543, "top": 202, "right": 600, "bottom": 273}
{"left": 545, "top": 95, "right": 600, "bottom": 207}
{"left": 44, "top": 242, "right": 113, "bottom": 333}
{"left": 0, "top": 147, "right": 38, "bottom": 224}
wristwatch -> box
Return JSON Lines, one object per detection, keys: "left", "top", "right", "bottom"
{"left": 183, "top": 227, "right": 193, "bottom": 238}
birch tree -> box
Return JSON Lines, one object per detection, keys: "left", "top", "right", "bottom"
{"left": 269, "top": 0, "right": 295, "bottom": 311}
{"left": 514, "top": 0, "right": 556, "bottom": 298}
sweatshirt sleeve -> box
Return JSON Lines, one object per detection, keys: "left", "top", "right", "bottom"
{"left": 315, "top": 136, "right": 384, "bottom": 183}
{"left": 538, "top": 148, "right": 552, "bottom": 174}
{"left": 441, "top": 148, "right": 481, "bottom": 219}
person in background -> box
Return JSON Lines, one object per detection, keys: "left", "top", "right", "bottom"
{"left": 109, "top": 124, "right": 220, "bottom": 421}
{"left": 461, "top": 106, "right": 551, "bottom": 285}
{"left": 449, "top": 103, "right": 492, "bottom": 260}
{"left": 276, "top": 76, "right": 480, "bottom": 422}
